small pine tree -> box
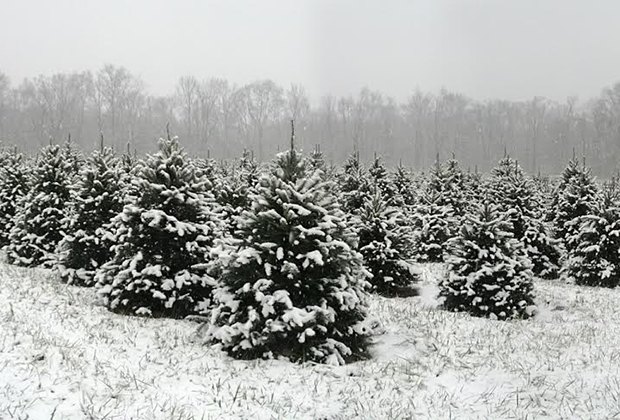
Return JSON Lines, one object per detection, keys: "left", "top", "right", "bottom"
{"left": 309, "top": 145, "right": 326, "bottom": 172}
{"left": 207, "top": 149, "right": 372, "bottom": 365}
{"left": 428, "top": 157, "right": 469, "bottom": 217}
{"left": 488, "top": 157, "right": 561, "bottom": 279}
{"left": 56, "top": 147, "right": 125, "bottom": 286}
{"left": 440, "top": 202, "right": 535, "bottom": 320}
{"left": 0, "top": 149, "right": 30, "bottom": 248}
{"left": 215, "top": 150, "right": 259, "bottom": 234}
{"left": 338, "top": 152, "right": 371, "bottom": 214}
{"left": 96, "top": 137, "right": 222, "bottom": 318}
{"left": 368, "top": 155, "right": 397, "bottom": 204}
{"left": 410, "top": 189, "right": 456, "bottom": 262}
{"left": 392, "top": 164, "right": 416, "bottom": 206}
{"left": 6, "top": 143, "right": 77, "bottom": 267}
{"left": 551, "top": 157, "right": 599, "bottom": 250}
{"left": 356, "top": 192, "right": 418, "bottom": 296}
{"left": 565, "top": 184, "right": 620, "bottom": 288}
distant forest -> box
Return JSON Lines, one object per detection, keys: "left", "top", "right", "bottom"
{"left": 1, "top": 65, "right": 619, "bottom": 176}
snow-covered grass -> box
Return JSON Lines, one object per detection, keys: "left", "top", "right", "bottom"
{"left": 2, "top": 262, "right": 620, "bottom": 419}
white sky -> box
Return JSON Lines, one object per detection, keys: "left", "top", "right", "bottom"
{"left": 1, "top": 0, "right": 619, "bottom": 102}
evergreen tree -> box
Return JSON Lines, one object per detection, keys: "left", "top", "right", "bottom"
{"left": 215, "top": 150, "right": 259, "bottom": 234}
{"left": 463, "top": 167, "right": 484, "bottom": 207}
{"left": 56, "top": 147, "right": 125, "bottom": 286}
{"left": 440, "top": 203, "right": 535, "bottom": 320}
{"left": 308, "top": 145, "right": 326, "bottom": 173}
{"left": 551, "top": 158, "right": 598, "bottom": 251}
{"left": 96, "top": 137, "right": 222, "bottom": 318}
{"left": 392, "top": 164, "right": 416, "bottom": 206}
{"left": 207, "top": 149, "right": 372, "bottom": 365}
{"left": 565, "top": 183, "right": 620, "bottom": 288}
{"left": 6, "top": 143, "right": 76, "bottom": 267}
{"left": 428, "top": 157, "right": 468, "bottom": 217}
{"left": 0, "top": 149, "right": 30, "bottom": 249}
{"left": 338, "top": 151, "right": 371, "bottom": 214}
{"left": 356, "top": 192, "right": 418, "bottom": 296}
{"left": 368, "top": 155, "right": 397, "bottom": 204}
{"left": 410, "top": 189, "right": 455, "bottom": 262}
{"left": 488, "top": 157, "right": 561, "bottom": 279}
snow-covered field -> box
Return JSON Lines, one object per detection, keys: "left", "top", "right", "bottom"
{"left": 2, "top": 262, "right": 620, "bottom": 420}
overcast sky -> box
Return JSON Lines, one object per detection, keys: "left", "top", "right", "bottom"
{"left": 1, "top": 0, "right": 619, "bottom": 103}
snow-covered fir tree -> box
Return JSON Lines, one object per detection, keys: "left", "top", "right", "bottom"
{"left": 308, "top": 145, "right": 326, "bottom": 173}
{"left": 550, "top": 157, "right": 599, "bottom": 250}
{"left": 338, "top": 151, "right": 371, "bottom": 214}
{"left": 6, "top": 143, "right": 77, "bottom": 267}
{"left": 463, "top": 167, "right": 484, "bottom": 207}
{"left": 96, "top": 137, "right": 222, "bottom": 318}
{"left": 429, "top": 156, "right": 468, "bottom": 217}
{"left": 565, "top": 183, "right": 620, "bottom": 288}
{"left": 207, "top": 148, "right": 372, "bottom": 365}
{"left": 488, "top": 157, "right": 561, "bottom": 279}
{"left": 392, "top": 164, "right": 416, "bottom": 207}
{"left": 215, "top": 150, "right": 259, "bottom": 234}
{"left": 440, "top": 202, "right": 535, "bottom": 320}
{"left": 0, "top": 148, "right": 29, "bottom": 249}
{"left": 410, "top": 189, "right": 455, "bottom": 262}
{"left": 368, "top": 154, "right": 397, "bottom": 204}
{"left": 356, "top": 192, "right": 418, "bottom": 296}
{"left": 56, "top": 147, "right": 125, "bottom": 286}
{"left": 410, "top": 158, "right": 465, "bottom": 263}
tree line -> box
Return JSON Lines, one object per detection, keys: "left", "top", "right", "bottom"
{"left": 1, "top": 65, "right": 619, "bottom": 175}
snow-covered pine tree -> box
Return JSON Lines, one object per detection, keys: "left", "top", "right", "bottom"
{"left": 215, "top": 150, "right": 259, "bottom": 234}
{"left": 309, "top": 144, "right": 326, "bottom": 173}
{"left": 6, "top": 143, "right": 77, "bottom": 267}
{"left": 551, "top": 157, "right": 599, "bottom": 250}
{"left": 96, "top": 137, "right": 222, "bottom": 318}
{"left": 410, "top": 158, "right": 464, "bottom": 263}
{"left": 338, "top": 151, "right": 371, "bottom": 214}
{"left": 207, "top": 148, "right": 372, "bottom": 365}
{"left": 488, "top": 157, "right": 561, "bottom": 279}
{"left": 368, "top": 154, "right": 398, "bottom": 204}
{"left": 440, "top": 202, "right": 535, "bottom": 320}
{"left": 392, "top": 163, "right": 416, "bottom": 207}
{"left": 463, "top": 167, "right": 484, "bottom": 208}
{"left": 410, "top": 189, "right": 455, "bottom": 262}
{"left": 565, "top": 182, "right": 620, "bottom": 288}
{"left": 0, "top": 148, "right": 29, "bottom": 249}
{"left": 356, "top": 192, "right": 418, "bottom": 296}
{"left": 56, "top": 147, "right": 125, "bottom": 286}
{"left": 429, "top": 156, "right": 468, "bottom": 217}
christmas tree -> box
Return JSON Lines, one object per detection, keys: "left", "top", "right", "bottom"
{"left": 410, "top": 189, "right": 456, "bottom": 263}
{"left": 6, "top": 142, "right": 77, "bottom": 267}
{"left": 368, "top": 154, "right": 397, "bottom": 204}
{"left": 338, "top": 151, "right": 371, "bottom": 214}
{"left": 56, "top": 147, "right": 125, "bottom": 286}
{"left": 215, "top": 150, "right": 259, "bottom": 234}
{"left": 0, "top": 148, "right": 30, "bottom": 249}
{"left": 392, "top": 163, "right": 417, "bottom": 207}
{"left": 207, "top": 146, "right": 372, "bottom": 365}
{"left": 308, "top": 144, "right": 326, "bottom": 173}
{"left": 427, "top": 156, "right": 469, "bottom": 218}
{"left": 565, "top": 183, "right": 620, "bottom": 288}
{"left": 96, "top": 137, "right": 222, "bottom": 318}
{"left": 440, "top": 202, "right": 535, "bottom": 320}
{"left": 356, "top": 192, "right": 418, "bottom": 296}
{"left": 551, "top": 157, "right": 599, "bottom": 250}
{"left": 487, "top": 157, "right": 561, "bottom": 279}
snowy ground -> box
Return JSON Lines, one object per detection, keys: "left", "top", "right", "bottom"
{"left": 2, "top": 262, "right": 620, "bottom": 420}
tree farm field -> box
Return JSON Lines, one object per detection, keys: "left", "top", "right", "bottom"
{"left": 2, "top": 262, "right": 619, "bottom": 420}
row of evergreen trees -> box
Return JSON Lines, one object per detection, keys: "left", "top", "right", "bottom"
{"left": 0, "top": 135, "right": 614, "bottom": 364}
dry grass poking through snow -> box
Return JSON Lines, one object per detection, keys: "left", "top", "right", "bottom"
{"left": 1, "top": 262, "right": 620, "bottom": 419}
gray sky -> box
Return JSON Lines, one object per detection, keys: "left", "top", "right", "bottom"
{"left": 1, "top": 0, "right": 619, "bottom": 102}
